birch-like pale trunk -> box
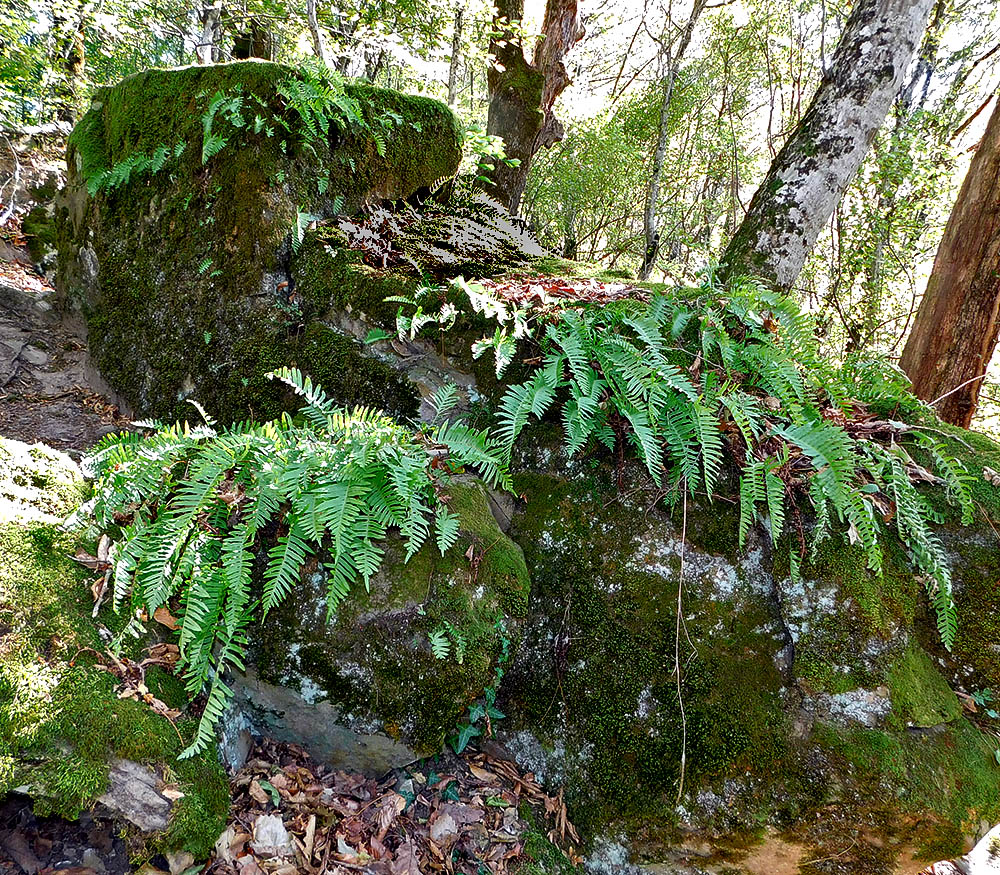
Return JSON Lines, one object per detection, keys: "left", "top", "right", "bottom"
{"left": 638, "top": 0, "right": 707, "bottom": 281}
{"left": 197, "top": 3, "right": 222, "bottom": 64}
{"left": 720, "top": 0, "right": 937, "bottom": 291}
{"left": 307, "top": 0, "right": 329, "bottom": 67}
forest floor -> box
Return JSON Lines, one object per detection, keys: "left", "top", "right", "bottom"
{"left": 0, "top": 257, "right": 128, "bottom": 454}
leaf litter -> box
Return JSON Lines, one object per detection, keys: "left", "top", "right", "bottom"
{"left": 210, "top": 737, "right": 580, "bottom": 874}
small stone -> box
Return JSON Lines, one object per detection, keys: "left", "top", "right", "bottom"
{"left": 82, "top": 848, "right": 107, "bottom": 873}
{"left": 251, "top": 814, "right": 294, "bottom": 858}
{"left": 166, "top": 850, "right": 195, "bottom": 874}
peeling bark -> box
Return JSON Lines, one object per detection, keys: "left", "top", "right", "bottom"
{"left": 899, "top": 98, "right": 1000, "bottom": 427}
{"left": 485, "top": 0, "right": 584, "bottom": 214}
{"left": 721, "top": 0, "right": 936, "bottom": 290}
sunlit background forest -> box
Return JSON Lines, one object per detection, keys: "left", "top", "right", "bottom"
{"left": 3, "top": 0, "right": 999, "bottom": 423}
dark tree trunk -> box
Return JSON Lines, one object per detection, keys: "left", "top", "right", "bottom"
{"left": 485, "top": 0, "right": 584, "bottom": 214}
{"left": 899, "top": 98, "right": 1000, "bottom": 427}
{"left": 720, "top": 0, "right": 936, "bottom": 290}
{"left": 447, "top": 6, "right": 463, "bottom": 106}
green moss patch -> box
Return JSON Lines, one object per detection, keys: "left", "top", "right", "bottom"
{"left": 58, "top": 61, "right": 461, "bottom": 425}
{"left": 504, "top": 472, "right": 788, "bottom": 839}
{"left": 887, "top": 644, "right": 962, "bottom": 729}
{"left": 249, "top": 478, "right": 530, "bottom": 755}
{"left": 0, "top": 437, "right": 89, "bottom": 521}
{"left": 0, "top": 522, "right": 228, "bottom": 859}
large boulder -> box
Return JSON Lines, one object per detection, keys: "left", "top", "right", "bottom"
{"left": 493, "top": 454, "right": 1000, "bottom": 872}
{"left": 55, "top": 61, "right": 463, "bottom": 422}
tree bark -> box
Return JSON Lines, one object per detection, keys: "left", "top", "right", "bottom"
{"left": 307, "top": 0, "right": 329, "bottom": 67}
{"left": 447, "top": 6, "right": 463, "bottom": 107}
{"left": 638, "top": 0, "right": 707, "bottom": 281}
{"left": 485, "top": 0, "right": 584, "bottom": 214}
{"left": 720, "top": 0, "right": 936, "bottom": 290}
{"left": 197, "top": 3, "right": 223, "bottom": 64}
{"left": 50, "top": 0, "right": 94, "bottom": 123}
{"left": 898, "top": 97, "right": 1000, "bottom": 427}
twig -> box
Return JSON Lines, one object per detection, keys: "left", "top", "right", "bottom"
{"left": 929, "top": 373, "right": 989, "bottom": 407}
{"left": 802, "top": 840, "right": 857, "bottom": 866}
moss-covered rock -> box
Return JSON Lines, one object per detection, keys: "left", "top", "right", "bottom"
{"left": 225, "top": 478, "right": 530, "bottom": 773}
{"left": 0, "top": 521, "right": 228, "bottom": 860}
{"left": 55, "top": 61, "right": 462, "bottom": 423}
{"left": 494, "top": 463, "right": 1000, "bottom": 871}
{"left": 0, "top": 436, "right": 228, "bottom": 860}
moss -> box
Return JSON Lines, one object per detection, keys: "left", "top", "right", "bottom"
{"left": 60, "top": 61, "right": 461, "bottom": 424}
{"left": 814, "top": 718, "right": 1000, "bottom": 859}
{"left": 0, "top": 437, "right": 90, "bottom": 520}
{"left": 504, "top": 472, "right": 787, "bottom": 840}
{"left": 887, "top": 644, "right": 962, "bottom": 729}
{"left": 515, "top": 804, "right": 577, "bottom": 874}
{"left": 22, "top": 204, "right": 57, "bottom": 263}
{"left": 0, "top": 523, "right": 228, "bottom": 857}
{"left": 249, "top": 478, "right": 529, "bottom": 756}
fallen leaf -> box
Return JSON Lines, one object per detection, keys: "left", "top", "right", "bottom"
{"left": 153, "top": 606, "right": 179, "bottom": 630}
{"left": 468, "top": 764, "right": 497, "bottom": 782}
{"left": 390, "top": 842, "right": 420, "bottom": 875}
{"left": 249, "top": 779, "right": 271, "bottom": 805}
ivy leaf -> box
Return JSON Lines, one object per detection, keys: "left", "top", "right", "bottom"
{"left": 450, "top": 723, "right": 481, "bottom": 754}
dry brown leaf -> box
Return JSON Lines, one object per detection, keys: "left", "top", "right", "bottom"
{"left": 468, "top": 765, "right": 496, "bottom": 782}
{"left": 374, "top": 792, "right": 405, "bottom": 840}
{"left": 153, "top": 605, "right": 180, "bottom": 630}
{"left": 249, "top": 780, "right": 271, "bottom": 805}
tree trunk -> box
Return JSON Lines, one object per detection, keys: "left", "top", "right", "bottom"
{"left": 307, "top": 0, "right": 329, "bottom": 67}
{"left": 447, "top": 6, "right": 463, "bottom": 107}
{"left": 50, "top": 1, "right": 93, "bottom": 123}
{"left": 898, "top": 98, "right": 1000, "bottom": 427}
{"left": 197, "top": 3, "right": 223, "bottom": 64}
{"left": 485, "top": 0, "right": 584, "bottom": 214}
{"left": 638, "top": 0, "right": 707, "bottom": 281}
{"left": 720, "top": 0, "right": 936, "bottom": 290}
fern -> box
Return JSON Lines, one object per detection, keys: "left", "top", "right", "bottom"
{"left": 86, "top": 366, "right": 509, "bottom": 757}
{"left": 387, "top": 270, "right": 976, "bottom": 650}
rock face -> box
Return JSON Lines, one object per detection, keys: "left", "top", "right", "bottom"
{"left": 55, "top": 61, "right": 463, "bottom": 422}
{"left": 48, "top": 62, "right": 1000, "bottom": 874}
{"left": 493, "top": 462, "right": 1000, "bottom": 870}
{"left": 223, "top": 479, "right": 531, "bottom": 774}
